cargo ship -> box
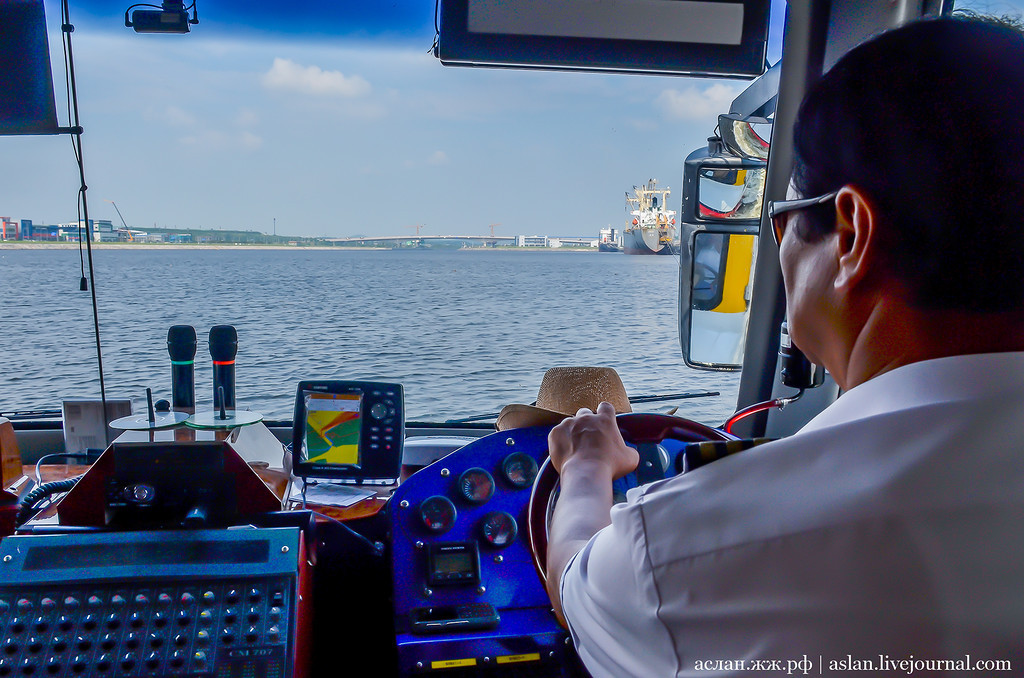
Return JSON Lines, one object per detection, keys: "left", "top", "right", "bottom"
{"left": 623, "top": 179, "right": 677, "bottom": 255}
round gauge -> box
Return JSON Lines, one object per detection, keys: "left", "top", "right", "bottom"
{"left": 501, "top": 452, "right": 538, "bottom": 489}
{"left": 457, "top": 468, "right": 495, "bottom": 504}
{"left": 419, "top": 495, "right": 457, "bottom": 533}
{"left": 480, "top": 511, "right": 518, "bottom": 548}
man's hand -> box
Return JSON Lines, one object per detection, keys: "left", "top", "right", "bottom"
{"left": 545, "top": 401, "right": 639, "bottom": 626}
{"left": 548, "top": 401, "right": 639, "bottom": 479}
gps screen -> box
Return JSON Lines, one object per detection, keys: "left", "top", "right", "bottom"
{"left": 303, "top": 391, "right": 362, "bottom": 467}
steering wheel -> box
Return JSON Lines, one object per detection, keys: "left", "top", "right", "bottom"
{"left": 526, "top": 412, "right": 734, "bottom": 582}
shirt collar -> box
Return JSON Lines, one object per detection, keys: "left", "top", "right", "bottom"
{"left": 799, "top": 351, "right": 1024, "bottom": 434}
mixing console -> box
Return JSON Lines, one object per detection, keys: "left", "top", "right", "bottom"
{"left": 0, "top": 528, "right": 309, "bottom": 678}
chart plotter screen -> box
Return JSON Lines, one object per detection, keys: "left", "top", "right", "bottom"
{"left": 302, "top": 391, "right": 363, "bottom": 467}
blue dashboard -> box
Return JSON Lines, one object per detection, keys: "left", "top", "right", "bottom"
{"left": 387, "top": 424, "right": 703, "bottom": 676}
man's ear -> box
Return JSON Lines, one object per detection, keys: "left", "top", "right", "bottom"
{"left": 833, "top": 184, "right": 879, "bottom": 290}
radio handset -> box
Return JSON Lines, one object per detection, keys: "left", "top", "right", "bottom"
{"left": 779, "top": 321, "right": 825, "bottom": 390}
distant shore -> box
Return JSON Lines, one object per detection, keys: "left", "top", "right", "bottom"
{"left": 0, "top": 242, "right": 601, "bottom": 252}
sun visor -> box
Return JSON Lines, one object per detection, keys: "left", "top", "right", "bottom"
{"left": 437, "top": 0, "right": 770, "bottom": 78}
{"left": 0, "top": 0, "right": 61, "bottom": 135}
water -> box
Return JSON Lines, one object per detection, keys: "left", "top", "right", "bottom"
{"left": 0, "top": 247, "right": 740, "bottom": 425}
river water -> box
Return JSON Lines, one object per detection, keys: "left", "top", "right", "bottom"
{"left": 0, "top": 247, "right": 741, "bottom": 425}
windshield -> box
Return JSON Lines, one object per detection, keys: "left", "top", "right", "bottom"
{"left": 9, "top": 1, "right": 1013, "bottom": 426}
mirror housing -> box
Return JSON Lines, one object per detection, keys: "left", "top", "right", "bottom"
{"left": 680, "top": 226, "right": 759, "bottom": 370}
{"left": 679, "top": 137, "right": 767, "bottom": 371}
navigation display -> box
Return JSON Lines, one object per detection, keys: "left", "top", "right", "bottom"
{"left": 303, "top": 391, "right": 363, "bottom": 467}
{"left": 291, "top": 380, "right": 405, "bottom": 482}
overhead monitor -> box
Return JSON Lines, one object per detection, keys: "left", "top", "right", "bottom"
{"left": 437, "top": 0, "right": 770, "bottom": 78}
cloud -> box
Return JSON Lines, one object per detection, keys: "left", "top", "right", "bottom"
{"left": 262, "top": 58, "right": 371, "bottom": 97}
{"left": 235, "top": 109, "right": 260, "bottom": 127}
{"left": 240, "top": 132, "right": 263, "bottom": 150}
{"left": 427, "top": 151, "right": 449, "bottom": 166}
{"left": 655, "top": 83, "right": 740, "bottom": 121}
{"left": 162, "top": 106, "right": 197, "bottom": 127}
{"left": 178, "top": 130, "right": 262, "bottom": 151}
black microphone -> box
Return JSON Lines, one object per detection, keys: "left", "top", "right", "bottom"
{"left": 209, "top": 325, "right": 237, "bottom": 411}
{"left": 167, "top": 325, "right": 196, "bottom": 412}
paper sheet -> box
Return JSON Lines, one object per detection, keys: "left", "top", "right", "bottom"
{"left": 289, "top": 480, "right": 375, "bottom": 508}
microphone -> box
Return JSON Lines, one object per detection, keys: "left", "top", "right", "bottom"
{"left": 209, "top": 325, "right": 237, "bottom": 411}
{"left": 167, "top": 325, "right": 196, "bottom": 412}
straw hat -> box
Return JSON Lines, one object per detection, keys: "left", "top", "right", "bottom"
{"left": 495, "top": 367, "right": 632, "bottom": 431}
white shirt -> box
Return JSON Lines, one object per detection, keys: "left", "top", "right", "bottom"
{"left": 561, "top": 353, "right": 1024, "bottom": 677}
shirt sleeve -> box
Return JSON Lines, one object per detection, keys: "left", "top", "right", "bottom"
{"left": 559, "top": 498, "right": 680, "bottom": 678}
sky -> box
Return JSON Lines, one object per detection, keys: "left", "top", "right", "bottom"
{"left": 2, "top": 0, "right": 787, "bottom": 239}
{"left": 4, "top": 0, "right": 1021, "bottom": 240}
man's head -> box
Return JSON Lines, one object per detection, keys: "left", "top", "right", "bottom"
{"left": 778, "top": 16, "right": 1024, "bottom": 380}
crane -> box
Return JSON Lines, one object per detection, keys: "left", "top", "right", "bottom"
{"left": 104, "top": 199, "right": 133, "bottom": 241}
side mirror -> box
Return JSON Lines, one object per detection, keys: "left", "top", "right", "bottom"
{"left": 679, "top": 227, "right": 758, "bottom": 370}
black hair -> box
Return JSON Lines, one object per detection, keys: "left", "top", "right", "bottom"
{"left": 791, "top": 15, "right": 1024, "bottom": 311}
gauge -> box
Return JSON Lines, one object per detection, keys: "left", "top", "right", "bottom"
{"left": 480, "top": 511, "right": 518, "bottom": 548}
{"left": 419, "top": 495, "right": 457, "bottom": 533}
{"left": 500, "top": 452, "right": 538, "bottom": 489}
{"left": 457, "top": 468, "right": 495, "bottom": 504}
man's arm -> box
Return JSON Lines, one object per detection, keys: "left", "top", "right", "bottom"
{"left": 545, "top": 402, "right": 639, "bottom": 626}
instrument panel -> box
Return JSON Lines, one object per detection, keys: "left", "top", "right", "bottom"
{"left": 389, "top": 426, "right": 580, "bottom": 676}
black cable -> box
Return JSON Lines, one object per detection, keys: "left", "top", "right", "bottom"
{"left": 16, "top": 476, "right": 83, "bottom": 528}
{"left": 61, "top": 0, "right": 108, "bottom": 443}
{"left": 308, "top": 509, "right": 384, "bottom": 557}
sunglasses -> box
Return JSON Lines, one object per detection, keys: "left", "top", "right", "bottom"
{"left": 767, "top": 191, "right": 838, "bottom": 247}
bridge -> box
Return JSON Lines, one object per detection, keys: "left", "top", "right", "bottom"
{"left": 326, "top": 234, "right": 516, "bottom": 245}
{"left": 325, "top": 234, "right": 598, "bottom": 246}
